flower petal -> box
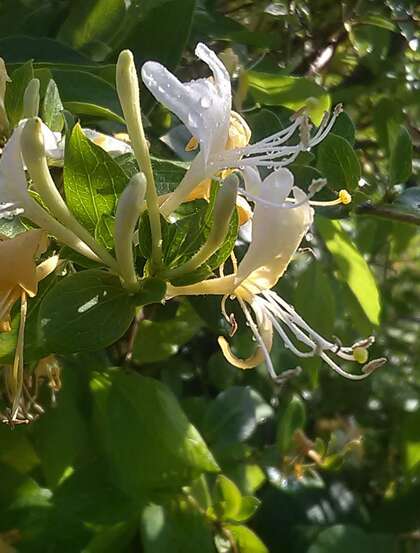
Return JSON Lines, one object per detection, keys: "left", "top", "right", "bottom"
{"left": 142, "top": 43, "right": 231, "bottom": 161}
{"left": 0, "top": 229, "right": 48, "bottom": 296}
{"left": 236, "top": 169, "right": 313, "bottom": 292}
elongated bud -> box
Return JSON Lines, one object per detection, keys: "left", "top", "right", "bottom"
{"left": 116, "top": 50, "right": 162, "bottom": 270}
{"left": 23, "top": 78, "right": 40, "bottom": 118}
{"left": 209, "top": 174, "right": 238, "bottom": 247}
{"left": 114, "top": 172, "right": 146, "bottom": 291}
{"left": 0, "top": 57, "right": 10, "bottom": 133}
{"left": 164, "top": 174, "right": 238, "bottom": 280}
{"left": 21, "top": 118, "right": 119, "bottom": 271}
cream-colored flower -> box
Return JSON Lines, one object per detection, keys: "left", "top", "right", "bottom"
{"left": 0, "top": 230, "right": 58, "bottom": 418}
{"left": 167, "top": 169, "right": 384, "bottom": 381}
{"left": 142, "top": 43, "right": 342, "bottom": 217}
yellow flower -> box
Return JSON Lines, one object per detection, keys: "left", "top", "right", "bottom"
{"left": 0, "top": 229, "right": 58, "bottom": 419}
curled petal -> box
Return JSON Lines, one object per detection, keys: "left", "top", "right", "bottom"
{"left": 218, "top": 295, "right": 273, "bottom": 371}
{"left": 218, "top": 335, "right": 266, "bottom": 369}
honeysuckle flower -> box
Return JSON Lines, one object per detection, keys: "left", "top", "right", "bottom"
{"left": 0, "top": 229, "right": 58, "bottom": 418}
{"left": 142, "top": 43, "right": 343, "bottom": 217}
{"left": 166, "top": 168, "right": 385, "bottom": 382}
{"left": 0, "top": 123, "right": 106, "bottom": 262}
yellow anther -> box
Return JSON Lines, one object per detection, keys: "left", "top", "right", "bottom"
{"left": 307, "top": 189, "right": 352, "bottom": 208}
{"left": 353, "top": 347, "right": 369, "bottom": 364}
{"left": 339, "top": 189, "right": 352, "bottom": 205}
{"left": 185, "top": 135, "right": 199, "bottom": 152}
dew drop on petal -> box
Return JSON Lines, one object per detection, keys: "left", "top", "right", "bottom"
{"left": 200, "top": 96, "right": 211, "bottom": 108}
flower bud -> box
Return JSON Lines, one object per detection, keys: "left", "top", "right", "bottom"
{"left": 114, "top": 172, "right": 147, "bottom": 291}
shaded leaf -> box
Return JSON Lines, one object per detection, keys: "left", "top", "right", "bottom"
{"left": 91, "top": 369, "right": 219, "bottom": 498}
{"left": 38, "top": 270, "right": 136, "bottom": 353}
{"left": 317, "top": 134, "right": 361, "bottom": 191}
{"left": 4, "top": 60, "right": 34, "bottom": 127}
{"left": 389, "top": 126, "right": 412, "bottom": 185}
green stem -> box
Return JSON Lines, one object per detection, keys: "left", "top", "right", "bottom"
{"left": 356, "top": 202, "right": 420, "bottom": 226}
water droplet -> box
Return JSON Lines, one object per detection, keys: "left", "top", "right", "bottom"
{"left": 200, "top": 96, "right": 211, "bottom": 108}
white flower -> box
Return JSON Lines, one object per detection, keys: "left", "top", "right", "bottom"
{"left": 167, "top": 169, "right": 385, "bottom": 381}
{"left": 142, "top": 43, "right": 343, "bottom": 217}
{"left": 0, "top": 125, "right": 101, "bottom": 261}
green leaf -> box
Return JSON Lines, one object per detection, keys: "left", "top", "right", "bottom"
{"left": 141, "top": 499, "right": 215, "bottom": 553}
{"left": 133, "top": 277, "right": 167, "bottom": 306}
{"left": 91, "top": 369, "right": 219, "bottom": 498}
{"left": 0, "top": 36, "right": 90, "bottom": 64}
{"left": 317, "top": 218, "right": 381, "bottom": 325}
{"left": 307, "top": 525, "right": 396, "bottom": 553}
{"left": 225, "top": 524, "right": 268, "bottom": 553}
{"left": 30, "top": 358, "right": 90, "bottom": 488}
{"left": 139, "top": 186, "right": 238, "bottom": 283}
{"left": 38, "top": 270, "right": 135, "bottom": 353}
{"left": 234, "top": 496, "right": 261, "bottom": 523}
{"left": 276, "top": 394, "right": 306, "bottom": 455}
{"left": 357, "top": 14, "right": 397, "bottom": 32}
{"left": 83, "top": 521, "right": 137, "bottom": 553}
{"left": 401, "top": 411, "right": 420, "bottom": 475}
{"left": 64, "top": 123, "right": 128, "bottom": 233}
{"left": 94, "top": 213, "right": 115, "bottom": 250}
{"left": 203, "top": 387, "right": 257, "bottom": 448}
{"left": 247, "top": 71, "right": 330, "bottom": 126}
{"left": 58, "top": 0, "right": 127, "bottom": 52}
{"left": 295, "top": 262, "right": 336, "bottom": 337}
{"left": 132, "top": 300, "right": 202, "bottom": 364}
{"left": 127, "top": 0, "right": 196, "bottom": 70}
{"left": 214, "top": 475, "right": 243, "bottom": 520}
{"left": 332, "top": 112, "right": 355, "bottom": 146}
{"left": 0, "top": 424, "right": 39, "bottom": 474}
{"left": 41, "top": 79, "right": 64, "bottom": 132}
{"left": 373, "top": 98, "right": 403, "bottom": 153}
{"left": 317, "top": 134, "right": 361, "bottom": 191}
{"left": 153, "top": 157, "right": 188, "bottom": 195}
{"left": 349, "top": 25, "right": 390, "bottom": 61}
{"left": 389, "top": 126, "right": 412, "bottom": 185}
{"left": 4, "top": 60, "right": 34, "bottom": 128}
{"left": 52, "top": 69, "right": 124, "bottom": 123}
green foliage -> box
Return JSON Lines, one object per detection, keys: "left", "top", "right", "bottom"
{"left": 91, "top": 369, "right": 219, "bottom": 497}
{"left": 4, "top": 60, "right": 34, "bottom": 127}
{"left": 317, "top": 134, "right": 361, "bottom": 191}
{"left": 0, "top": 0, "right": 418, "bottom": 552}
{"left": 247, "top": 72, "right": 330, "bottom": 125}
{"left": 317, "top": 218, "right": 382, "bottom": 325}
{"left": 64, "top": 123, "right": 128, "bottom": 234}
{"left": 38, "top": 270, "right": 136, "bottom": 353}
